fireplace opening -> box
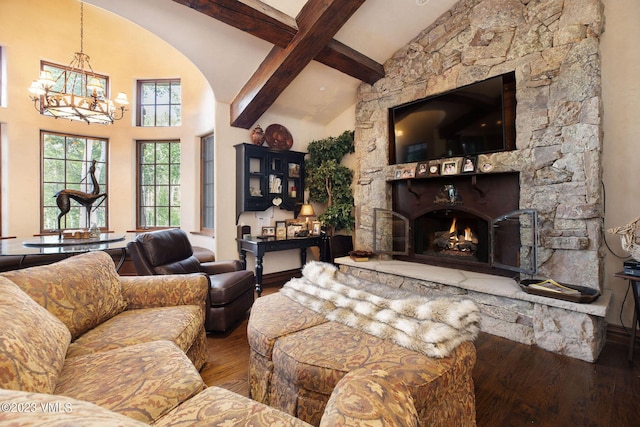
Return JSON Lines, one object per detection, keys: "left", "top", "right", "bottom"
{"left": 383, "top": 172, "right": 536, "bottom": 276}
{"left": 414, "top": 209, "right": 489, "bottom": 264}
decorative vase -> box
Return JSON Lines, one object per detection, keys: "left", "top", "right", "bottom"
{"left": 250, "top": 125, "right": 265, "bottom": 146}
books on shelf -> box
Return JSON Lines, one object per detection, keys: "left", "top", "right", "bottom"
{"left": 528, "top": 279, "right": 580, "bottom": 295}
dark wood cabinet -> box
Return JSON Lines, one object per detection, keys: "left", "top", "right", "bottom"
{"left": 235, "top": 143, "right": 305, "bottom": 221}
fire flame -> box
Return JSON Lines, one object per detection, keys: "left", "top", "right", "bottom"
{"left": 447, "top": 218, "right": 477, "bottom": 250}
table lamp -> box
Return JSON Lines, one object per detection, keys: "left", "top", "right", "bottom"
{"left": 299, "top": 203, "right": 316, "bottom": 230}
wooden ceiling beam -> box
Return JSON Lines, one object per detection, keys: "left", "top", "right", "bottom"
{"left": 230, "top": 0, "right": 369, "bottom": 128}
{"left": 173, "top": 0, "right": 384, "bottom": 89}
{"left": 172, "top": 0, "right": 298, "bottom": 48}
{"left": 316, "top": 39, "right": 384, "bottom": 85}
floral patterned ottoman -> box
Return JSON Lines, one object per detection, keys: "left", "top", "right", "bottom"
{"left": 247, "top": 292, "right": 477, "bottom": 427}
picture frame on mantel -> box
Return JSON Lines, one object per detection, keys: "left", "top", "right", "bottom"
{"left": 416, "top": 161, "right": 429, "bottom": 177}
{"left": 441, "top": 158, "right": 461, "bottom": 175}
{"left": 462, "top": 156, "right": 477, "bottom": 173}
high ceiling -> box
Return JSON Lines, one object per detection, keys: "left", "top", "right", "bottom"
{"left": 85, "top": 0, "right": 458, "bottom": 127}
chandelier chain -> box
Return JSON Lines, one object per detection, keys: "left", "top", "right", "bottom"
{"left": 80, "top": 2, "right": 84, "bottom": 54}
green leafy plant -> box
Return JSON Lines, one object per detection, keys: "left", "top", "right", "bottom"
{"left": 305, "top": 130, "right": 355, "bottom": 235}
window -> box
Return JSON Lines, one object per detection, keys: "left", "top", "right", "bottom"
{"left": 41, "top": 60, "right": 109, "bottom": 99}
{"left": 137, "top": 79, "right": 181, "bottom": 127}
{"left": 137, "top": 140, "right": 180, "bottom": 228}
{"left": 41, "top": 131, "right": 108, "bottom": 232}
{"left": 201, "top": 133, "right": 214, "bottom": 230}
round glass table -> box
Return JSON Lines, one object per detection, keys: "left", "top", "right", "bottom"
{"left": 0, "top": 233, "right": 135, "bottom": 271}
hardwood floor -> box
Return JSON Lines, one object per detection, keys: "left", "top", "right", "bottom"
{"left": 202, "top": 287, "right": 640, "bottom": 426}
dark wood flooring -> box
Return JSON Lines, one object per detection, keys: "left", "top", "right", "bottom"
{"left": 202, "top": 287, "right": 640, "bottom": 427}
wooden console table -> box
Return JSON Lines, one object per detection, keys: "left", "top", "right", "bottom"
{"left": 614, "top": 272, "right": 640, "bottom": 362}
{"left": 237, "top": 235, "right": 322, "bottom": 296}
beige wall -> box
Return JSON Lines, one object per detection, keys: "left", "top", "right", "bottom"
{"left": 0, "top": 0, "right": 336, "bottom": 272}
{"left": 601, "top": 0, "right": 640, "bottom": 326}
{"left": 0, "top": 0, "right": 214, "bottom": 245}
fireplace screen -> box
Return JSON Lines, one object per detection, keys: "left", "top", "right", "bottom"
{"left": 373, "top": 209, "right": 409, "bottom": 255}
{"left": 491, "top": 209, "right": 537, "bottom": 274}
{"left": 373, "top": 208, "right": 537, "bottom": 275}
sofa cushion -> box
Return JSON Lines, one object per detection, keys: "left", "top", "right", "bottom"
{"left": 155, "top": 385, "right": 312, "bottom": 427}
{"left": 66, "top": 305, "right": 203, "bottom": 359}
{"left": 1, "top": 251, "right": 127, "bottom": 339}
{"left": 0, "top": 277, "right": 71, "bottom": 394}
{"left": 56, "top": 340, "right": 206, "bottom": 424}
{"left": 0, "top": 389, "right": 147, "bottom": 426}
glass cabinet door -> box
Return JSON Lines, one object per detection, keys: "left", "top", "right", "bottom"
{"left": 248, "top": 156, "right": 264, "bottom": 198}
{"left": 268, "top": 157, "right": 283, "bottom": 194}
{"left": 287, "top": 162, "right": 301, "bottom": 199}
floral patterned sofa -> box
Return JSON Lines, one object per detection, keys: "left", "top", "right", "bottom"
{"left": 0, "top": 251, "right": 213, "bottom": 423}
{"left": 0, "top": 251, "right": 419, "bottom": 426}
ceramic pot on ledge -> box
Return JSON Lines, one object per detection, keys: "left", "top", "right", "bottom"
{"left": 250, "top": 125, "right": 265, "bottom": 146}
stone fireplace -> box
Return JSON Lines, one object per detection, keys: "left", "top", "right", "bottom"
{"left": 354, "top": 0, "right": 604, "bottom": 290}
{"left": 346, "top": 0, "right": 609, "bottom": 361}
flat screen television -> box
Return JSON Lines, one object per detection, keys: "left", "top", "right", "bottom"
{"left": 389, "top": 72, "right": 516, "bottom": 164}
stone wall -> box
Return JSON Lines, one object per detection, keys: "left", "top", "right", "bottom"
{"left": 354, "top": 0, "right": 605, "bottom": 290}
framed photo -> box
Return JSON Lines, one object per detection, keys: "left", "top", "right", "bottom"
{"left": 311, "top": 221, "right": 322, "bottom": 235}
{"left": 416, "top": 161, "right": 429, "bottom": 177}
{"left": 261, "top": 226, "right": 275, "bottom": 237}
{"left": 275, "top": 221, "right": 286, "bottom": 239}
{"left": 394, "top": 168, "right": 403, "bottom": 179}
{"left": 401, "top": 167, "right": 415, "bottom": 179}
{"left": 288, "top": 163, "right": 301, "bottom": 178}
{"left": 428, "top": 160, "right": 441, "bottom": 176}
{"left": 462, "top": 156, "right": 477, "bottom": 173}
{"left": 285, "top": 219, "right": 305, "bottom": 238}
{"left": 441, "top": 158, "right": 462, "bottom": 175}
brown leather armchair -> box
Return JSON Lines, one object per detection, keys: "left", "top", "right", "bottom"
{"left": 126, "top": 229, "right": 255, "bottom": 332}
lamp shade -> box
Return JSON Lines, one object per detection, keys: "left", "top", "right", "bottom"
{"left": 299, "top": 203, "right": 315, "bottom": 217}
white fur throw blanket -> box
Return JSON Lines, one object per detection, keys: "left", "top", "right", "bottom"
{"left": 280, "top": 261, "right": 480, "bottom": 358}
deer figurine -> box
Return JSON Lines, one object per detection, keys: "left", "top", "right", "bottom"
{"left": 55, "top": 159, "right": 107, "bottom": 239}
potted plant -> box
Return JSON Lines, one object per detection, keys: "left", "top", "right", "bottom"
{"left": 305, "top": 130, "right": 355, "bottom": 261}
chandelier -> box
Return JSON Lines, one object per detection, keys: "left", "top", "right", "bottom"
{"left": 28, "top": 2, "right": 128, "bottom": 124}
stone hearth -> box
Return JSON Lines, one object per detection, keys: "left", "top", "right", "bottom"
{"left": 336, "top": 257, "right": 610, "bottom": 362}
